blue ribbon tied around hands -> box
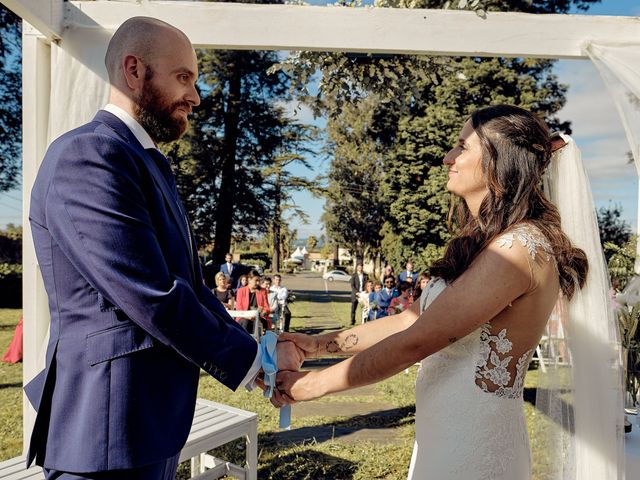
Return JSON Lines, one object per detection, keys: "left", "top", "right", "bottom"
{"left": 260, "top": 331, "right": 291, "bottom": 429}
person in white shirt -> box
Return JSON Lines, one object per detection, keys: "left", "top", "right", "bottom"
{"left": 270, "top": 274, "right": 291, "bottom": 332}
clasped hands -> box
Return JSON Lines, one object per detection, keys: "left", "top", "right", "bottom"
{"left": 257, "top": 332, "right": 323, "bottom": 408}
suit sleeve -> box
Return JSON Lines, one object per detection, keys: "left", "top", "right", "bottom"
{"left": 44, "top": 134, "right": 257, "bottom": 390}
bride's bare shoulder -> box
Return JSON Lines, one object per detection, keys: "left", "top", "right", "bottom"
{"left": 493, "top": 222, "right": 553, "bottom": 262}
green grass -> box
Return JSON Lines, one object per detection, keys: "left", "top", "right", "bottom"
{"left": 0, "top": 309, "right": 24, "bottom": 460}
{"left": 191, "top": 367, "right": 417, "bottom": 480}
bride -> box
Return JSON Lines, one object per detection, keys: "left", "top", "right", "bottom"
{"left": 275, "top": 105, "right": 621, "bottom": 479}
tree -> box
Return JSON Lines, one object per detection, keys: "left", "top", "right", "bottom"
{"left": 261, "top": 120, "right": 319, "bottom": 272}
{"left": 598, "top": 204, "right": 632, "bottom": 261}
{"left": 605, "top": 236, "right": 636, "bottom": 290}
{"left": 0, "top": 5, "right": 22, "bottom": 192}
{"left": 380, "top": 55, "right": 570, "bottom": 271}
{"left": 167, "top": 47, "right": 292, "bottom": 265}
{"left": 277, "top": 0, "right": 599, "bottom": 273}
{"left": 306, "top": 235, "right": 318, "bottom": 251}
{"left": 0, "top": 223, "right": 21, "bottom": 263}
{"left": 322, "top": 95, "right": 388, "bottom": 264}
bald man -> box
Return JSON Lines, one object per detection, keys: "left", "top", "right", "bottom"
{"left": 26, "top": 17, "right": 302, "bottom": 479}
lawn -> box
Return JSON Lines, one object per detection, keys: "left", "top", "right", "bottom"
{"left": 0, "top": 303, "right": 559, "bottom": 479}
{"left": 0, "top": 308, "right": 23, "bottom": 461}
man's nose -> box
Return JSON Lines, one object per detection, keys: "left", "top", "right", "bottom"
{"left": 187, "top": 84, "right": 200, "bottom": 107}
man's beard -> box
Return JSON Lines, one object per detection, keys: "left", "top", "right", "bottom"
{"left": 134, "top": 73, "right": 190, "bottom": 144}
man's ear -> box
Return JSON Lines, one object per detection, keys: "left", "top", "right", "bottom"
{"left": 122, "top": 54, "right": 144, "bottom": 91}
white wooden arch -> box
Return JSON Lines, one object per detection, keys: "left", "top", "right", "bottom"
{"left": 1, "top": 0, "right": 639, "bottom": 452}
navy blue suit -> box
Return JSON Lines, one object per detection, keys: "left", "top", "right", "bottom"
{"left": 26, "top": 111, "right": 257, "bottom": 473}
{"left": 219, "top": 262, "right": 242, "bottom": 289}
{"left": 398, "top": 271, "right": 419, "bottom": 284}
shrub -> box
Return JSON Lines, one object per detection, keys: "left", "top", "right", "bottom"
{"left": 0, "top": 263, "right": 22, "bottom": 308}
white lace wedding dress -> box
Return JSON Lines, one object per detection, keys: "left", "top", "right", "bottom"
{"left": 408, "top": 225, "right": 553, "bottom": 480}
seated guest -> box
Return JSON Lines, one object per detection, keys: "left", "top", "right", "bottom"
{"left": 235, "top": 274, "right": 249, "bottom": 295}
{"left": 412, "top": 271, "right": 430, "bottom": 301}
{"left": 235, "top": 270, "right": 271, "bottom": 333}
{"left": 375, "top": 275, "right": 399, "bottom": 319}
{"left": 262, "top": 277, "right": 278, "bottom": 325}
{"left": 379, "top": 264, "right": 395, "bottom": 285}
{"left": 357, "top": 280, "right": 374, "bottom": 323}
{"left": 368, "top": 281, "right": 383, "bottom": 321}
{"left": 212, "top": 272, "right": 234, "bottom": 309}
{"left": 397, "top": 260, "right": 419, "bottom": 286}
{"left": 270, "top": 274, "right": 291, "bottom": 332}
{"left": 387, "top": 281, "right": 413, "bottom": 315}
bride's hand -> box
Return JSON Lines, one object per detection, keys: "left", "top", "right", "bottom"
{"left": 277, "top": 332, "right": 319, "bottom": 360}
{"left": 277, "top": 370, "right": 325, "bottom": 402}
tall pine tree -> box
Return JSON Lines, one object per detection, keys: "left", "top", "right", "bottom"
{"left": 0, "top": 5, "right": 22, "bottom": 192}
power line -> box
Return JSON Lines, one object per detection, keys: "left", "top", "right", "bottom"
{"left": 0, "top": 202, "right": 22, "bottom": 212}
{"left": 1, "top": 193, "right": 21, "bottom": 202}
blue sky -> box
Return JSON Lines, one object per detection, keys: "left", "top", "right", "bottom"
{"left": 1, "top": 0, "right": 638, "bottom": 240}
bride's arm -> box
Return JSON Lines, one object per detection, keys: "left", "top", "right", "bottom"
{"left": 279, "top": 300, "right": 421, "bottom": 358}
{"left": 278, "top": 241, "right": 532, "bottom": 401}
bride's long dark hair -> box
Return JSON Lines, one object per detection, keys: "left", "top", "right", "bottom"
{"left": 429, "top": 105, "right": 588, "bottom": 299}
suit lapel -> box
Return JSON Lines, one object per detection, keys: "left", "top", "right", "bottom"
{"left": 93, "top": 111, "right": 195, "bottom": 283}
{"left": 139, "top": 152, "right": 194, "bottom": 269}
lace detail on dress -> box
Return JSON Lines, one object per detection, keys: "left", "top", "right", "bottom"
{"left": 475, "top": 324, "right": 532, "bottom": 399}
{"left": 495, "top": 223, "right": 552, "bottom": 261}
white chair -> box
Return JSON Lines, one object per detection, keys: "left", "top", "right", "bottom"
{"left": 534, "top": 313, "right": 571, "bottom": 372}
{"left": 0, "top": 399, "right": 258, "bottom": 480}
{"left": 226, "top": 309, "right": 261, "bottom": 339}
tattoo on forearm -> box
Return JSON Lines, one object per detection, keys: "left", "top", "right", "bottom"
{"left": 341, "top": 334, "right": 359, "bottom": 350}
{"left": 326, "top": 340, "right": 340, "bottom": 353}
{"left": 324, "top": 334, "right": 359, "bottom": 354}
{"left": 449, "top": 337, "right": 457, "bottom": 344}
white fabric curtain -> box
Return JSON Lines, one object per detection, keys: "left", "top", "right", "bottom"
{"left": 586, "top": 42, "right": 640, "bottom": 273}
{"left": 539, "top": 135, "right": 626, "bottom": 480}
{"left": 585, "top": 42, "right": 640, "bottom": 170}
{"left": 48, "top": 27, "right": 111, "bottom": 143}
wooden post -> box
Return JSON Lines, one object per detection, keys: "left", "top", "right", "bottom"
{"left": 21, "top": 22, "right": 52, "bottom": 452}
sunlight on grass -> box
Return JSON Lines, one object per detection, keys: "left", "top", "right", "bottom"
{"left": 0, "top": 309, "right": 24, "bottom": 460}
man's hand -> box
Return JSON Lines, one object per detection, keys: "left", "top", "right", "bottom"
{"left": 277, "top": 370, "right": 324, "bottom": 402}
{"left": 278, "top": 332, "right": 319, "bottom": 360}
{"left": 255, "top": 372, "right": 296, "bottom": 408}
{"left": 276, "top": 340, "right": 305, "bottom": 372}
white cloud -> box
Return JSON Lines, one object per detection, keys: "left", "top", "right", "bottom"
{"left": 557, "top": 60, "right": 626, "bottom": 138}
{"left": 580, "top": 136, "right": 634, "bottom": 179}
{"left": 556, "top": 59, "right": 638, "bottom": 228}
{"left": 275, "top": 99, "right": 325, "bottom": 127}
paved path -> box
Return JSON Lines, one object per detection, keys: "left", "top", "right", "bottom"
{"left": 276, "top": 272, "right": 408, "bottom": 445}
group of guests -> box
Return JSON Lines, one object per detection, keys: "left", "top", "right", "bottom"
{"left": 350, "top": 261, "right": 429, "bottom": 325}
{"left": 214, "top": 253, "right": 291, "bottom": 334}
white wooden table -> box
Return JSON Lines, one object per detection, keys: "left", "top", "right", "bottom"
{"left": 0, "top": 399, "right": 257, "bottom": 480}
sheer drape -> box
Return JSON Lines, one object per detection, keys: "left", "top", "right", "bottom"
{"left": 538, "top": 135, "right": 626, "bottom": 480}
{"left": 585, "top": 42, "right": 640, "bottom": 168}
{"left": 48, "top": 28, "right": 111, "bottom": 143}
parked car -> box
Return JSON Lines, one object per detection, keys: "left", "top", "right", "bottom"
{"left": 322, "top": 270, "right": 351, "bottom": 282}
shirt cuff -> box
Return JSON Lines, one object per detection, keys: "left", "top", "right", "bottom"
{"left": 240, "top": 344, "right": 263, "bottom": 391}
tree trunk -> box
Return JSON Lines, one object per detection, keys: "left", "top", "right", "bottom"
{"left": 212, "top": 64, "right": 241, "bottom": 265}
{"left": 333, "top": 243, "right": 339, "bottom": 267}
{"left": 272, "top": 173, "right": 282, "bottom": 272}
